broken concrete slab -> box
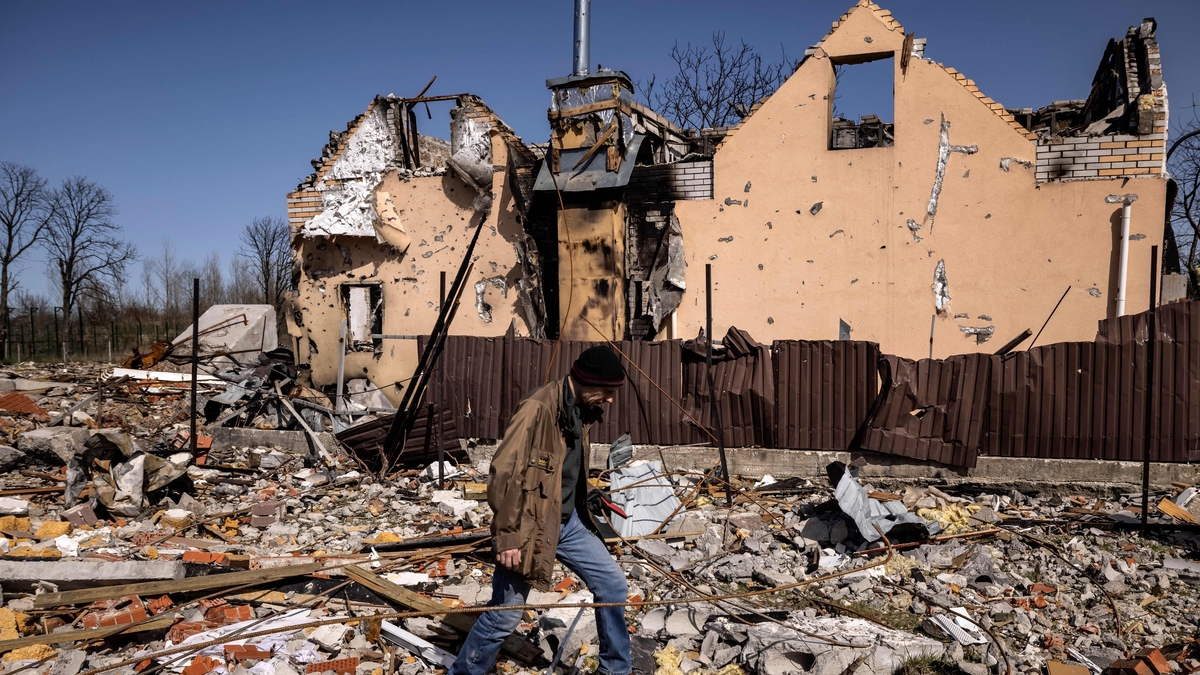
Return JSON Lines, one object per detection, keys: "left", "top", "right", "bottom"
{"left": 0, "top": 560, "right": 185, "bottom": 591}
{"left": 0, "top": 446, "right": 25, "bottom": 472}
{"left": 740, "top": 616, "right": 944, "bottom": 675}
{"left": 16, "top": 427, "right": 90, "bottom": 463}
{"left": 170, "top": 304, "right": 279, "bottom": 368}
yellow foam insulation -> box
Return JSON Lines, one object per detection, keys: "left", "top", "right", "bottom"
{"left": 654, "top": 645, "right": 684, "bottom": 675}
{"left": 2, "top": 644, "right": 56, "bottom": 662}
{"left": 0, "top": 516, "right": 30, "bottom": 532}
{"left": 33, "top": 521, "right": 71, "bottom": 539}
{"left": 917, "top": 503, "right": 981, "bottom": 536}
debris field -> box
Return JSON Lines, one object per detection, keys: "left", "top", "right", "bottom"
{"left": 0, "top": 362, "right": 1196, "bottom": 675}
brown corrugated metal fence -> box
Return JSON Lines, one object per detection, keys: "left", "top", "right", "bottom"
{"left": 355, "top": 302, "right": 1199, "bottom": 468}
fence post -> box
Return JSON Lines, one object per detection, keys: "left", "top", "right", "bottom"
{"left": 1141, "top": 245, "right": 1158, "bottom": 531}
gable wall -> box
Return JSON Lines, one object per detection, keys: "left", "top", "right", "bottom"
{"left": 672, "top": 4, "right": 1167, "bottom": 358}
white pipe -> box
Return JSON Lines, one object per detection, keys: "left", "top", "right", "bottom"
{"left": 1115, "top": 201, "right": 1131, "bottom": 317}
{"left": 1108, "top": 193, "right": 1138, "bottom": 317}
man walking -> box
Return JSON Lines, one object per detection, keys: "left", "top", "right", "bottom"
{"left": 450, "top": 346, "right": 631, "bottom": 675}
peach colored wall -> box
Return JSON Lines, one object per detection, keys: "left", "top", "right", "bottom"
{"left": 289, "top": 134, "right": 531, "bottom": 398}
{"left": 672, "top": 5, "right": 1167, "bottom": 359}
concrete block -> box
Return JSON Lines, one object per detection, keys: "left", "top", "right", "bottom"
{"left": 208, "top": 428, "right": 337, "bottom": 455}
{"left": 0, "top": 559, "right": 185, "bottom": 590}
{"left": 17, "top": 427, "right": 90, "bottom": 463}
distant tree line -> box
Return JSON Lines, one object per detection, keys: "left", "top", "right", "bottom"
{"left": 0, "top": 161, "right": 293, "bottom": 362}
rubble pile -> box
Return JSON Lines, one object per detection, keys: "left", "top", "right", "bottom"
{"left": 0, "top": 365, "right": 1195, "bottom": 675}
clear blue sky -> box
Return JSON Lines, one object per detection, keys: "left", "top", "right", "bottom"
{"left": 3, "top": 1, "right": 1197, "bottom": 298}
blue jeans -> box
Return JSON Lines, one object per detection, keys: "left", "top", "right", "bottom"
{"left": 450, "top": 511, "right": 631, "bottom": 675}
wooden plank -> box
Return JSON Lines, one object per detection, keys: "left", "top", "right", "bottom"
{"left": 547, "top": 98, "right": 632, "bottom": 121}
{"left": 1158, "top": 498, "right": 1198, "bottom": 524}
{"left": 344, "top": 565, "right": 541, "bottom": 664}
{"left": 0, "top": 613, "right": 177, "bottom": 651}
{"left": 35, "top": 562, "right": 324, "bottom": 608}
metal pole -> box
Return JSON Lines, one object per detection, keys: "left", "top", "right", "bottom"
{"left": 1141, "top": 245, "right": 1158, "bottom": 530}
{"left": 572, "top": 0, "right": 591, "bottom": 76}
{"left": 190, "top": 278, "right": 199, "bottom": 456}
{"left": 929, "top": 315, "right": 935, "bottom": 359}
{"left": 437, "top": 270, "right": 447, "bottom": 489}
{"left": 336, "top": 320, "right": 347, "bottom": 414}
{"left": 705, "top": 264, "right": 732, "bottom": 506}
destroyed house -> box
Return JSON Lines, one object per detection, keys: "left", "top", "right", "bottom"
{"left": 285, "top": 94, "right": 543, "bottom": 394}
{"left": 671, "top": 3, "right": 1173, "bottom": 359}
{"left": 286, "top": 1, "right": 1177, "bottom": 404}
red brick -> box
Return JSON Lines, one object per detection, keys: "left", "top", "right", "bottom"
{"left": 206, "top": 604, "right": 253, "bottom": 624}
{"left": 183, "top": 551, "right": 230, "bottom": 565}
{"left": 81, "top": 596, "right": 149, "bottom": 629}
{"left": 167, "top": 621, "right": 219, "bottom": 644}
{"left": 199, "top": 598, "right": 229, "bottom": 610}
{"left": 225, "top": 645, "right": 272, "bottom": 664}
{"left": 182, "top": 655, "right": 223, "bottom": 675}
{"left": 554, "top": 578, "right": 578, "bottom": 593}
{"left": 306, "top": 657, "right": 359, "bottom": 675}
{"left": 1030, "top": 583, "right": 1056, "bottom": 594}
{"left": 1107, "top": 659, "right": 1155, "bottom": 675}
{"left": 1134, "top": 649, "right": 1172, "bottom": 675}
{"left": 147, "top": 596, "right": 174, "bottom": 615}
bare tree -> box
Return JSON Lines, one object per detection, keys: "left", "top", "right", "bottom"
{"left": 1169, "top": 115, "right": 1200, "bottom": 296}
{"left": 238, "top": 216, "right": 292, "bottom": 309}
{"left": 227, "top": 255, "right": 261, "bottom": 305}
{"left": 0, "top": 163, "right": 50, "bottom": 346}
{"left": 639, "top": 32, "right": 797, "bottom": 130}
{"left": 42, "top": 176, "right": 137, "bottom": 351}
{"left": 201, "top": 251, "right": 226, "bottom": 307}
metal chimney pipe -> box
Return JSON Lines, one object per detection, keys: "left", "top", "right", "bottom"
{"left": 573, "top": 0, "right": 590, "bottom": 76}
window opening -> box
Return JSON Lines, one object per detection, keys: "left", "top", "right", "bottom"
{"left": 342, "top": 283, "right": 383, "bottom": 352}
{"left": 830, "top": 55, "right": 894, "bottom": 149}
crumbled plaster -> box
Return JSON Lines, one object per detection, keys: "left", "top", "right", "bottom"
{"left": 744, "top": 181, "right": 752, "bottom": 193}
{"left": 1130, "top": 233, "right": 1147, "bottom": 241}
{"left": 999, "top": 157, "right": 1033, "bottom": 172}
{"left": 646, "top": 214, "right": 686, "bottom": 333}
{"left": 373, "top": 190, "right": 411, "bottom": 253}
{"left": 1088, "top": 288, "right": 1102, "bottom": 298}
{"left": 933, "top": 259, "right": 951, "bottom": 313}
{"left": 839, "top": 319, "right": 852, "bottom": 340}
{"left": 959, "top": 325, "right": 995, "bottom": 344}
{"left": 926, "top": 114, "right": 978, "bottom": 232}
{"left": 811, "top": 202, "right": 823, "bottom": 215}
{"left": 305, "top": 106, "right": 395, "bottom": 238}
{"left": 906, "top": 219, "right": 922, "bottom": 242}
{"left": 474, "top": 276, "right": 508, "bottom": 323}
{"left": 448, "top": 108, "right": 493, "bottom": 190}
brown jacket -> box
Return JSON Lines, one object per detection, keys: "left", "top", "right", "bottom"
{"left": 488, "top": 378, "right": 591, "bottom": 591}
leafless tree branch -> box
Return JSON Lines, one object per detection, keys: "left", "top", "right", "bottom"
{"left": 637, "top": 32, "right": 797, "bottom": 131}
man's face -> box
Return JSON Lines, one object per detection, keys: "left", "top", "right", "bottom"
{"left": 577, "top": 385, "right": 618, "bottom": 410}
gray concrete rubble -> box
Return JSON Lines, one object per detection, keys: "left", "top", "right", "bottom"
{"left": 0, "top": 361, "right": 1196, "bottom": 675}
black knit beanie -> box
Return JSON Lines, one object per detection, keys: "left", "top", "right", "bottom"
{"left": 570, "top": 346, "right": 626, "bottom": 387}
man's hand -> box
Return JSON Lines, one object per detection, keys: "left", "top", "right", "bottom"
{"left": 497, "top": 548, "right": 522, "bottom": 570}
